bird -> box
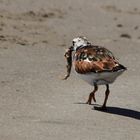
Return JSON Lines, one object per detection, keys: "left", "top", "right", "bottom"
{"left": 63, "top": 36, "right": 126, "bottom": 110}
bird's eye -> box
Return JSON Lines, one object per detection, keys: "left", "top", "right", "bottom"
{"left": 72, "top": 41, "right": 75, "bottom": 46}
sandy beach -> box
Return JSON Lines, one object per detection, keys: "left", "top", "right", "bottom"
{"left": 0, "top": 0, "right": 140, "bottom": 139}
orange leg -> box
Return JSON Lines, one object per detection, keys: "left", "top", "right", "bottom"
{"left": 101, "top": 84, "right": 110, "bottom": 110}
{"left": 86, "top": 84, "right": 98, "bottom": 105}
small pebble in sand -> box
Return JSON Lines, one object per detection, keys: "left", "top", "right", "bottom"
{"left": 42, "top": 40, "right": 48, "bottom": 44}
{"left": 134, "top": 26, "right": 138, "bottom": 30}
{"left": 117, "top": 24, "right": 123, "bottom": 27}
{"left": 120, "top": 34, "right": 131, "bottom": 39}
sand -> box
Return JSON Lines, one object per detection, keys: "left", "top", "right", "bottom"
{"left": 0, "top": 0, "right": 140, "bottom": 140}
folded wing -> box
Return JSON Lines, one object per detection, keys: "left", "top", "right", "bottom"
{"left": 74, "top": 45, "right": 123, "bottom": 74}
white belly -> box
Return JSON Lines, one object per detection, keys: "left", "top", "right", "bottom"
{"left": 76, "top": 70, "right": 125, "bottom": 85}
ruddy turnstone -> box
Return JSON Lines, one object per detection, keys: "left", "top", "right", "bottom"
{"left": 63, "top": 36, "right": 126, "bottom": 110}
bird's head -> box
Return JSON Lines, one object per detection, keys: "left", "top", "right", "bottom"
{"left": 63, "top": 36, "right": 90, "bottom": 80}
{"left": 71, "top": 36, "right": 90, "bottom": 51}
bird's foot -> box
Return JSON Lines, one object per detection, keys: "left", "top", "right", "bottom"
{"left": 93, "top": 96, "right": 96, "bottom": 102}
{"left": 86, "top": 94, "right": 96, "bottom": 105}
{"left": 86, "top": 98, "right": 96, "bottom": 105}
{"left": 86, "top": 100, "right": 92, "bottom": 105}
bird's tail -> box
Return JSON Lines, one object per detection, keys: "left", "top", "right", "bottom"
{"left": 113, "top": 64, "right": 127, "bottom": 72}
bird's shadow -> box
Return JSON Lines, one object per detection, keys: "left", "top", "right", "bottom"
{"left": 93, "top": 106, "right": 140, "bottom": 120}
{"left": 74, "top": 102, "right": 140, "bottom": 120}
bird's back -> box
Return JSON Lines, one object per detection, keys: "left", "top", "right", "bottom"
{"left": 73, "top": 45, "right": 126, "bottom": 85}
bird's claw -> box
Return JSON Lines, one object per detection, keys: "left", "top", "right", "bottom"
{"left": 86, "top": 100, "right": 92, "bottom": 105}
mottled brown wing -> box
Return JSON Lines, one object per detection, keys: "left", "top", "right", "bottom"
{"left": 74, "top": 45, "right": 119, "bottom": 74}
